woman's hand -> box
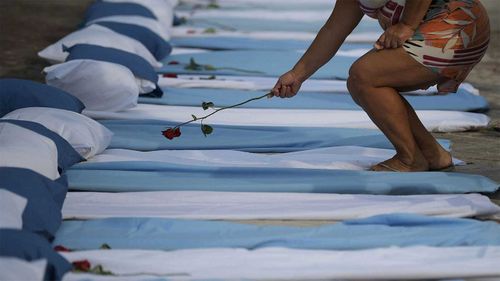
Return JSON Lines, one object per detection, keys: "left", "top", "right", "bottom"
{"left": 272, "top": 70, "right": 303, "bottom": 98}
{"left": 375, "top": 23, "right": 415, "bottom": 50}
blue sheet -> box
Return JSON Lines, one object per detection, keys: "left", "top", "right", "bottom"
{"left": 176, "top": 2, "right": 336, "bottom": 11}
{"left": 66, "top": 162, "right": 498, "bottom": 194}
{"left": 101, "top": 119, "right": 451, "bottom": 152}
{"left": 53, "top": 214, "right": 500, "bottom": 251}
{"left": 181, "top": 16, "right": 382, "bottom": 33}
{"left": 159, "top": 50, "right": 355, "bottom": 79}
{"left": 171, "top": 37, "right": 372, "bottom": 51}
{"left": 141, "top": 87, "right": 489, "bottom": 112}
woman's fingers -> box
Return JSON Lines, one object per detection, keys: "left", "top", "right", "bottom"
{"left": 384, "top": 33, "right": 392, "bottom": 49}
{"left": 376, "top": 33, "right": 386, "bottom": 50}
{"left": 273, "top": 72, "right": 301, "bottom": 98}
{"left": 279, "top": 84, "right": 287, "bottom": 97}
{"left": 272, "top": 79, "right": 283, "bottom": 97}
{"left": 391, "top": 37, "right": 399, "bottom": 49}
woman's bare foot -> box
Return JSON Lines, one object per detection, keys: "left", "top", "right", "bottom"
{"left": 420, "top": 145, "right": 453, "bottom": 171}
{"left": 371, "top": 153, "right": 429, "bottom": 172}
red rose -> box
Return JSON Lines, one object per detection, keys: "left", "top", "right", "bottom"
{"left": 54, "top": 245, "right": 71, "bottom": 252}
{"left": 168, "top": 61, "right": 180, "bottom": 65}
{"left": 162, "top": 127, "right": 181, "bottom": 140}
{"left": 187, "top": 29, "right": 196, "bottom": 34}
{"left": 163, "top": 73, "right": 178, "bottom": 78}
{"left": 72, "top": 260, "right": 91, "bottom": 272}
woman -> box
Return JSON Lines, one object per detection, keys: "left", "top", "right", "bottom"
{"left": 272, "top": 0, "right": 490, "bottom": 172}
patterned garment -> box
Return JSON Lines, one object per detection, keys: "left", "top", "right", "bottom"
{"left": 359, "top": 0, "right": 490, "bottom": 93}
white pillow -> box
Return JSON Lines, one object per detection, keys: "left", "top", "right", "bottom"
{"left": 44, "top": 59, "right": 141, "bottom": 112}
{"left": 0, "top": 189, "right": 28, "bottom": 230}
{"left": 38, "top": 24, "right": 162, "bottom": 68}
{"left": 87, "top": 15, "right": 170, "bottom": 40}
{"left": 0, "top": 258, "right": 47, "bottom": 281}
{"left": 3, "top": 108, "right": 113, "bottom": 159}
{"left": 103, "top": 0, "right": 175, "bottom": 33}
{"left": 0, "top": 123, "right": 60, "bottom": 180}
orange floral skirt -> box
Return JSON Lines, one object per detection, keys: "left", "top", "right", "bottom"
{"left": 360, "top": 0, "right": 490, "bottom": 93}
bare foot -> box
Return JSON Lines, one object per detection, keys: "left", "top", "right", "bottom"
{"left": 371, "top": 154, "right": 429, "bottom": 172}
{"left": 421, "top": 146, "right": 453, "bottom": 171}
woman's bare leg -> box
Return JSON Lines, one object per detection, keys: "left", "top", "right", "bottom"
{"left": 347, "top": 48, "right": 452, "bottom": 171}
{"left": 399, "top": 97, "right": 453, "bottom": 170}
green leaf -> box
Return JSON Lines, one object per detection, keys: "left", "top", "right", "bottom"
{"left": 207, "top": 3, "right": 220, "bottom": 9}
{"left": 99, "top": 243, "right": 111, "bottom": 250}
{"left": 201, "top": 101, "right": 214, "bottom": 110}
{"left": 204, "top": 64, "right": 216, "bottom": 71}
{"left": 200, "top": 75, "right": 216, "bottom": 80}
{"left": 191, "top": 114, "right": 197, "bottom": 120}
{"left": 177, "top": 16, "right": 188, "bottom": 24}
{"left": 201, "top": 124, "right": 213, "bottom": 136}
{"left": 185, "top": 57, "right": 202, "bottom": 71}
{"left": 203, "top": 27, "right": 217, "bottom": 34}
{"left": 90, "top": 265, "right": 114, "bottom": 276}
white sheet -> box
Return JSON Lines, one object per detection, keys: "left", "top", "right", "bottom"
{"left": 62, "top": 191, "right": 500, "bottom": 220}
{"left": 88, "top": 146, "right": 464, "bottom": 170}
{"left": 84, "top": 104, "right": 490, "bottom": 133}
{"left": 170, "top": 47, "right": 210, "bottom": 55}
{"left": 0, "top": 258, "right": 46, "bottom": 281}
{"left": 0, "top": 190, "right": 27, "bottom": 229}
{"left": 172, "top": 26, "right": 381, "bottom": 43}
{"left": 159, "top": 75, "right": 480, "bottom": 95}
{"left": 61, "top": 246, "right": 500, "bottom": 280}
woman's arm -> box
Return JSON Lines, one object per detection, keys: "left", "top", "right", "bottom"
{"left": 375, "top": 0, "right": 432, "bottom": 49}
{"left": 292, "top": 0, "right": 364, "bottom": 82}
{"left": 272, "top": 0, "right": 364, "bottom": 97}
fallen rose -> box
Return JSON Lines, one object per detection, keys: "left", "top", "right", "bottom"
{"left": 163, "top": 73, "right": 178, "bottom": 78}
{"left": 162, "top": 127, "right": 181, "bottom": 140}
{"left": 72, "top": 260, "right": 91, "bottom": 272}
{"left": 167, "top": 61, "right": 179, "bottom": 65}
{"left": 54, "top": 245, "right": 71, "bottom": 252}
{"left": 184, "top": 57, "right": 264, "bottom": 74}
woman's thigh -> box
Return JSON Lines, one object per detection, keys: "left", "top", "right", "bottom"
{"left": 348, "top": 47, "right": 443, "bottom": 93}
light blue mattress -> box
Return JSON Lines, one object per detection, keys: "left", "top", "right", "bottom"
{"left": 66, "top": 162, "right": 498, "bottom": 194}
{"left": 171, "top": 37, "right": 372, "bottom": 51}
{"left": 159, "top": 50, "right": 355, "bottom": 79}
{"left": 54, "top": 214, "right": 500, "bottom": 250}
{"left": 140, "top": 87, "right": 489, "bottom": 112}
{"left": 102, "top": 120, "right": 451, "bottom": 152}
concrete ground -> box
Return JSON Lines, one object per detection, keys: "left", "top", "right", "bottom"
{"left": 1, "top": 0, "right": 498, "bottom": 203}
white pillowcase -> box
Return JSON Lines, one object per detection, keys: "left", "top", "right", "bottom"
{"left": 3, "top": 107, "right": 113, "bottom": 159}
{"left": 38, "top": 24, "right": 162, "bottom": 68}
{"left": 0, "top": 258, "right": 47, "bottom": 281}
{"left": 0, "top": 123, "right": 60, "bottom": 180}
{"left": 0, "top": 189, "right": 28, "bottom": 230}
{"left": 44, "top": 59, "right": 141, "bottom": 112}
{"left": 103, "top": 0, "right": 175, "bottom": 33}
{"left": 87, "top": 15, "right": 170, "bottom": 40}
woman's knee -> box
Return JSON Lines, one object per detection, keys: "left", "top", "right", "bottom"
{"left": 347, "top": 61, "right": 373, "bottom": 105}
{"left": 347, "top": 60, "right": 373, "bottom": 94}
